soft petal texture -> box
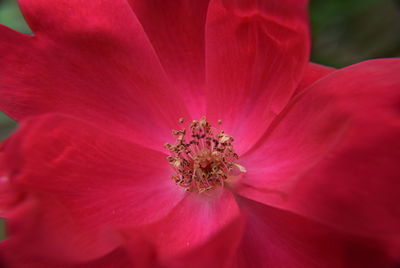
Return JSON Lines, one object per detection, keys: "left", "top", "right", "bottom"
{"left": 0, "top": 150, "right": 22, "bottom": 216}
{"left": 164, "top": 216, "right": 244, "bottom": 268}
{"left": 0, "top": 176, "right": 18, "bottom": 216}
{"left": 236, "top": 74, "right": 347, "bottom": 207}
{"left": 295, "top": 62, "right": 335, "bottom": 95}
{"left": 205, "top": 0, "right": 310, "bottom": 154}
{"left": 0, "top": 0, "right": 190, "bottom": 151}
{"left": 129, "top": 0, "right": 210, "bottom": 118}
{"left": 237, "top": 59, "right": 400, "bottom": 236}
{"left": 0, "top": 151, "right": 11, "bottom": 213}
{"left": 233, "top": 197, "right": 394, "bottom": 268}
{"left": 1, "top": 1, "right": 398, "bottom": 267}
{"left": 1, "top": 244, "right": 135, "bottom": 268}
{"left": 129, "top": 189, "right": 242, "bottom": 262}
{"left": 288, "top": 59, "right": 400, "bottom": 235}
{"left": 1, "top": 114, "right": 185, "bottom": 261}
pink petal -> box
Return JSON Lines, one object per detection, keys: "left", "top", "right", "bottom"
{"left": 0, "top": 152, "right": 12, "bottom": 213}
{"left": 234, "top": 197, "right": 395, "bottom": 268}
{"left": 237, "top": 59, "right": 400, "bottom": 236}
{"left": 1, "top": 244, "right": 136, "bottom": 268}
{"left": 0, "top": 177, "right": 18, "bottom": 217}
{"left": 126, "top": 189, "right": 242, "bottom": 262}
{"left": 0, "top": 0, "right": 190, "bottom": 151}
{"left": 129, "top": 0, "right": 211, "bottom": 118}
{"left": 205, "top": 0, "right": 310, "bottom": 154}
{"left": 295, "top": 62, "right": 335, "bottom": 95}
{"left": 163, "top": 214, "right": 244, "bottom": 268}
{"left": 1, "top": 114, "right": 185, "bottom": 261}
{"left": 288, "top": 59, "right": 400, "bottom": 236}
{"left": 0, "top": 149, "right": 23, "bottom": 216}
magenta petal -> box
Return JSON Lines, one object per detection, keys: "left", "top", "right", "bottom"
{"left": 237, "top": 59, "right": 400, "bottom": 237}
{"left": 295, "top": 62, "right": 335, "bottom": 95}
{"left": 0, "top": 0, "right": 190, "bottom": 150}
{"left": 205, "top": 0, "right": 310, "bottom": 154}
{"left": 1, "top": 243, "right": 136, "bottom": 268}
{"left": 234, "top": 197, "right": 394, "bottom": 268}
{"left": 163, "top": 214, "right": 244, "bottom": 268}
{"left": 0, "top": 152, "right": 15, "bottom": 215}
{"left": 236, "top": 77, "right": 347, "bottom": 207}
{"left": 288, "top": 59, "right": 400, "bottom": 236}
{"left": 129, "top": 189, "right": 241, "bottom": 262}
{"left": 130, "top": 0, "right": 210, "bottom": 118}
{"left": 1, "top": 114, "right": 185, "bottom": 262}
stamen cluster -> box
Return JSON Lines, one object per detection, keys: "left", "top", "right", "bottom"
{"left": 165, "top": 117, "right": 242, "bottom": 193}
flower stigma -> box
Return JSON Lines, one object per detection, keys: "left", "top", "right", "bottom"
{"left": 165, "top": 117, "right": 246, "bottom": 193}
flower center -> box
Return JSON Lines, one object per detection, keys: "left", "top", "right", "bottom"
{"left": 165, "top": 117, "right": 245, "bottom": 193}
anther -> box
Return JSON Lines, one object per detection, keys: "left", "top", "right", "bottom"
{"left": 165, "top": 117, "right": 245, "bottom": 193}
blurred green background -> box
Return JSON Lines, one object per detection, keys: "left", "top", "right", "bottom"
{"left": 0, "top": 0, "right": 399, "bottom": 240}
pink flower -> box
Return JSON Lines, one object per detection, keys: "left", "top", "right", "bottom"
{"left": 1, "top": 0, "right": 400, "bottom": 267}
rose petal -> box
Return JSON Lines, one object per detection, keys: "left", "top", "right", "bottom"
{"left": 0, "top": 0, "right": 190, "bottom": 150}
{"left": 237, "top": 59, "right": 400, "bottom": 236}
{"left": 295, "top": 62, "right": 335, "bottom": 95}
{"left": 1, "top": 114, "right": 185, "bottom": 261}
{"left": 163, "top": 211, "right": 244, "bottom": 268}
{"left": 289, "top": 59, "right": 400, "bottom": 236}
{"left": 129, "top": 0, "right": 211, "bottom": 118}
{"left": 128, "top": 189, "right": 242, "bottom": 262}
{"left": 205, "top": 0, "right": 310, "bottom": 154}
{"left": 0, "top": 243, "right": 136, "bottom": 268}
{"left": 234, "top": 197, "right": 394, "bottom": 268}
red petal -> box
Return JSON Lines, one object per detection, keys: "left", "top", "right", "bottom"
{"left": 127, "top": 189, "right": 242, "bottom": 262}
{"left": 0, "top": 0, "right": 190, "bottom": 150}
{"left": 129, "top": 0, "right": 211, "bottom": 118}
{"left": 234, "top": 197, "right": 394, "bottom": 268}
{"left": 289, "top": 59, "right": 400, "bottom": 236}
{"left": 163, "top": 212, "right": 244, "bottom": 268}
{"left": 2, "top": 114, "right": 184, "bottom": 261}
{"left": 238, "top": 59, "right": 400, "bottom": 236}
{"left": 205, "top": 0, "right": 310, "bottom": 154}
{"left": 295, "top": 62, "right": 335, "bottom": 95}
{"left": 1, "top": 244, "right": 136, "bottom": 268}
{"left": 0, "top": 151, "right": 20, "bottom": 215}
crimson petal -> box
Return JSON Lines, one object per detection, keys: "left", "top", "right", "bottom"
{"left": 164, "top": 216, "right": 244, "bottom": 268}
{"left": 127, "top": 189, "right": 242, "bottom": 262}
{"left": 289, "top": 59, "right": 400, "bottom": 236}
{"left": 237, "top": 59, "right": 400, "bottom": 236}
{"left": 1, "top": 114, "right": 185, "bottom": 261}
{"left": 234, "top": 197, "right": 395, "bottom": 268}
{"left": 0, "top": 0, "right": 190, "bottom": 151}
{"left": 129, "top": 0, "right": 211, "bottom": 118}
{"left": 295, "top": 62, "right": 335, "bottom": 95}
{"left": 0, "top": 244, "right": 136, "bottom": 268}
{"left": 205, "top": 0, "right": 310, "bottom": 154}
